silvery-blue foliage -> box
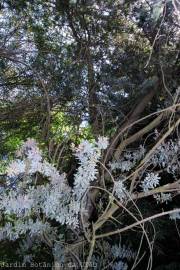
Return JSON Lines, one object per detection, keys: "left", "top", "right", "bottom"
{"left": 0, "top": 134, "right": 179, "bottom": 265}
{"left": 91, "top": 241, "right": 136, "bottom": 270}
{"left": 0, "top": 137, "right": 108, "bottom": 243}
{"left": 109, "top": 145, "right": 146, "bottom": 172}
{"left": 150, "top": 139, "right": 180, "bottom": 175}
{"left": 141, "top": 173, "right": 160, "bottom": 192}
{"left": 17, "top": 236, "right": 39, "bottom": 264}
{"left": 112, "top": 261, "right": 128, "bottom": 270}
{"left": 169, "top": 210, "right": 180, "bottom": 220}
{"left": 0, "top": 219, "right": 52, "bottom": 241}
{"left": 73, "top": 137, "right": 108, "bottom": 199}
{"left": 23, "top": 255, "right": 34, "bottom": 264}
{"left": 114, "top": 178, "right": 128, "bottom": 202}
{"left": 111, "top": 243, "right": 136, "bottom": 261}
{"left": 154, "top": 193, "right": 172, "bottom": 204}
{"left": 53, "top": 242, "right": 65, "bottom": 264}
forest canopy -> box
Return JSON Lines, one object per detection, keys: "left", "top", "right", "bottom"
{"left": 0, "top": 1, "right": 179, "bottom": 269}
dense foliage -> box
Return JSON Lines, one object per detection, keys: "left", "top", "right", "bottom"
{"left": 0, "top": 0, "right": 180, "bottom": 269}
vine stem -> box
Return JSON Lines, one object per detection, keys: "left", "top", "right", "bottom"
{"left": 84, "top": 224, "right": 96, "bottom": 270}
{"left": 95, "top": 208, "right": 180, "bottom": 239}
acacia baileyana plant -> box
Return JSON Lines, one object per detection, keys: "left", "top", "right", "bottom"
{"left": 0, "top": 136, "right": 180, "bottom": 269}
{"left": 0, "top": 138, "right": 112, "bottom": 267}
{"left": 1, "top": 138, "right": 108, "bottom": 231}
